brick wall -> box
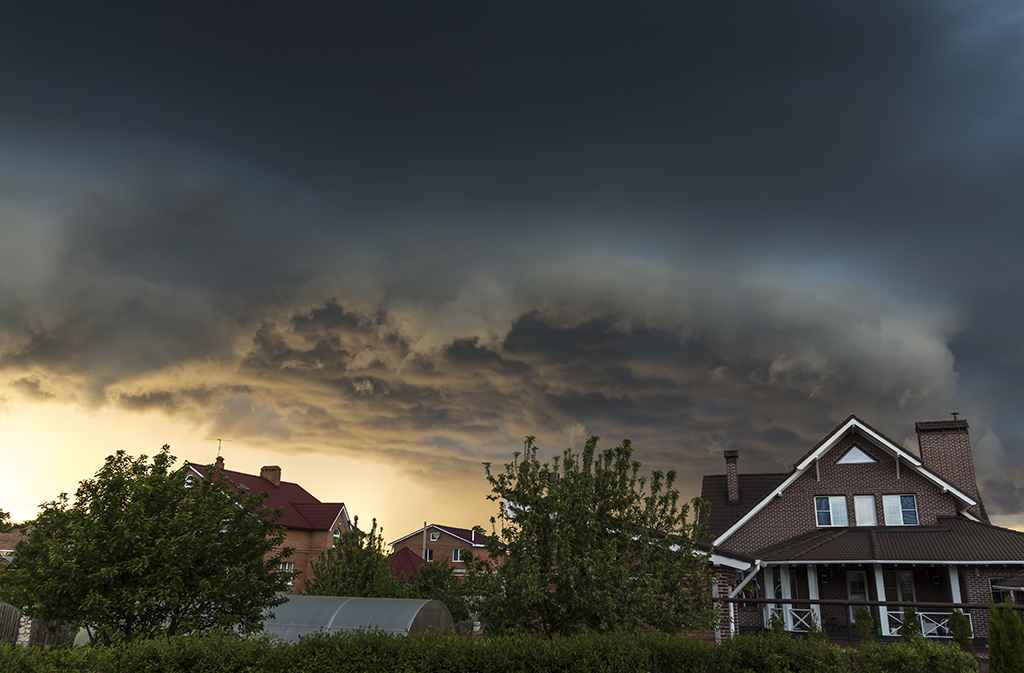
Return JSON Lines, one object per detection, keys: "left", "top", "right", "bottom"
{"left": 961, "top": 565, "right": 1009, "bottom": 639}
{"left": 916, "top": 422, "right": 983, "bottom": 519}
{"left": 392, "top": 530, "right": 491, "bottom": 575}
{"left": 722, "top": 434, "right": 962, "bottom": 556}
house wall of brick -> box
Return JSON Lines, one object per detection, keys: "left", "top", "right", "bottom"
{"left": 392, "top": 529, "right": 491, "bottom": 575}
{"left": 960, "top": 565, "right": 1011, "bottom": 639}
{"left": 722, "top": 434, "right": 963, "bottom": 556}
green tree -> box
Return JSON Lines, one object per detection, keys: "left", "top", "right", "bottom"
{"left": 948, "top": 609, "right": 972, "bottom": 651}
{"left": 472, "top": 436, "right": 715, "bottom": 635}
{"left": 0, "top": 509, "right": 10, "bottom": 532}
{"left": 990, "top": 602, "right": 1024, "bottom": 673}
{"left": 402, "top": 559, "right": 472, "bottom": 622}
{"left": 306, "top": 517, "right": 397, "bottom": 597}
{"left": 0, "top": 447, "right": 290, "bottom": 644}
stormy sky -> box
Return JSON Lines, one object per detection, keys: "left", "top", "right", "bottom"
{"left": 2, "top": 2, "right": 1023, "bottom": 535}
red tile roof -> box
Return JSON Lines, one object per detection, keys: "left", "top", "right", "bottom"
{"left": 185, "top": 462, "right": 347, "bottom": 532}
{"left": 389, "top": 546, "right": 425, "bottom": 581}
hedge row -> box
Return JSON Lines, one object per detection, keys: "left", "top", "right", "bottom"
{"left": 0, "top": 631, "right": 977, "bottom": 673}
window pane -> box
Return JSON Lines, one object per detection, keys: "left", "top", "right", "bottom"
{"left": 883, "top": 495, "right": 902, "bottom": 525}
{"left": 854, "top": 496, "right": 877, "bottom": 526}
{"left": 817, "top": 510, "right": 832, "bottom": 526}
{"left": 830, "top": 496, "right": 849, "bottom": 526}
{"left": 901, "top": 496, "right": 919, "bottom": 525}
{"left": 815, "top": 497, "right": 831, "bottom": 526}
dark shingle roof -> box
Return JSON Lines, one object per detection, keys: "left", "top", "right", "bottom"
{"left": 701, "top": 473, "right": 789, "bottom": 539}
{"left": 754, "top": 517, "right": 1024, "bottom": 563}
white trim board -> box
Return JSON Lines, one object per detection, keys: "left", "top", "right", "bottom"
{"left": 712, "top": 416, "right": 977, "bottom": 547}
{"left": 761, "top": 560, "right": 1024, "bottom": 566}
{"left": 390, "top": 524, "right": 487, "bottom": 548}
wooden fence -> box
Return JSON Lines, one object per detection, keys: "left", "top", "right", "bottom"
{"left": 0, "top": 601, "right": 22, "bottom": 644}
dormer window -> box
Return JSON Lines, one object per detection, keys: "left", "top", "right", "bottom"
{"left": 883, "top": 495, "right": 919, "bottom": 526}
{"left": 815, "top": 496, "right": 848, "bottom": 527}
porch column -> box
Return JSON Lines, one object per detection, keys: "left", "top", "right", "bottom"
{"left": 764, "top": 566, "right": 776, "bottom": 627}
{"left": 874, "top": 564, "right": 890, "bottom": 636}
{"left": 807, "top": 564, "right": 821, "bottom": 627}
{"left": 780, "top": 565, "right": 794, "bottom": 631}
{"left": 948, "top": 566, "right": 962, "bottom": 604}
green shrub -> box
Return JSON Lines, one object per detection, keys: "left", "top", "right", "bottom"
{"left": 0, "top": 629, "right": 979, "bottom": 673}
{"left": 901, "top": 608, "right": 922, "bottom": 641}
{"left": 853, "top": 607, "right": 876, "bottom": 641}
{"left": 948, "top": 610, "right": 972, "bottom": 652}
{"left": 990, "top": 603, "right": 1024, "bottom": 673}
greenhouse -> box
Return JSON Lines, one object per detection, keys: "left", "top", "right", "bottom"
{"left": 262, "top": 595, "right": 454, "bottom": 641}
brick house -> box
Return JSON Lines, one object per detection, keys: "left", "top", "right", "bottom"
{"left": 390, "top": 523, "right": 492, "bottom": 576}
{"left": 703, "top": 415, "right": 1024, "bottom": 643}
{"left": 185, "top": 457, "right": 350, "bottom": 593}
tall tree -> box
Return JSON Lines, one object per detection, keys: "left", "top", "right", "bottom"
{"left": 471, "top": 436, "right": 715, "bottom": 635}
{"left": 0, "top": 509, "right": 10, "bottom": 532}
{"left": 0, "top": 447, "right": 291, "bottom": 643}
{"left": 404, "top": 560, "right": 471, "bottom": 622}
{"left": 305, "top": 516, "right": 397, "bottom": 597}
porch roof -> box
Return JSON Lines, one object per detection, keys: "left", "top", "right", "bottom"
{"left": 754, "top": 516, "right": 1024, "bottom": 564}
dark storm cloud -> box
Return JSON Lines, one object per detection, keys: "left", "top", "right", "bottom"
{"left": 1, "top": 2, "right": 1023, "bottom": 520}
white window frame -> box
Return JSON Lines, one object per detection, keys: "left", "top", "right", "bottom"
{"left": 424, "top": 548, "right": 434, "bottom": 562}
{"left": 815, "top": 495, "right": 849, "bottom": 527}
{"left": 883, "top": 494, "right": 920, "bottom": 526}
{"left": 452, "top": 548, "right": 464, "bottom": 563}
{"left": 429, "top": 531, "right": 440, "bottom": 542}
{"left": 280, "top": 561, "right": 296, "bottom": 589}
{"left": 854, "top": 495, "right": 877, "bottom": 526}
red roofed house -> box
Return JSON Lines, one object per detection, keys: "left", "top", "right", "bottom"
{"left": 390, "top": 523, "right": 493, "bottom": 577}
{"left": 185, "top": 457, "right": 350, "bottom": 592}
{"left": 702, "top": 415, "right": 1024, "bottom": 645}
{"left": 388, "top": 546, "right": 426, "bottom": 582}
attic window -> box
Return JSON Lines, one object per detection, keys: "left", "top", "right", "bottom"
{"left": 837, "top": 446, "right": 876, "bottom": 464}
{"left": 429, "top": 531, "right": 440, "bottom": 542}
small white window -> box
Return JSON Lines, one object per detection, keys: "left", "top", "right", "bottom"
{"left": 882, "top": 495, "right": 919, "bottom": 526}
{"left": 280, "top": 561, "right": 296, "bottom": 589}
{"left": 854, "top": 495, "right": 877, "bottom": 526}
{"left": 837, "top": 446, "right": 876, "bottom": 464}
{"left": 424, "top": 548, "right": 434, "bottom": 562}
{"left": 183, "top": 474, "right": 194, "bottom": 488}
{"left": 429, "top": 531, "right": 440, "bottom": 542}
{"left": 815, "top": 496, "right": 848, "bottom": 527}
{"left": 452, "top": 548, "right": 464, "bottom": 562}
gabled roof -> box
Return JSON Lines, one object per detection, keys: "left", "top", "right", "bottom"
{"left": 709, "top": 415, "right": 978, "bottom": 548}
{"left": 390, "top": 523, "right": 491, "bottom": 548}
{"left": 185, "top": 462, "right": 348, "bottom": 532}
{"left": 701, "top": 473, "right": 789, "bottom": 539}
{"left": 754, "top": 516, "right": 1024, "bottom": 564}
{"left": 389, "top": 546, "right": 426, "bottom": 580}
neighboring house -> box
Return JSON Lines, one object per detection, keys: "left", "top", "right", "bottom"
{"left": 184, "top": 457, "right": 350, "bottom": 593}
{"left": 390, "top": 523, "right": 492, "bottom": 575}
{"left": 703, "top": 415, "right": 1024, "bottom": 643}
{"left": 0, "top": 528, "right": 24, "bottom": 565}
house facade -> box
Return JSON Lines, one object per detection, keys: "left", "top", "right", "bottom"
{"left": 703, "top": 415, "right": 1024, "bottom": 643}
{"left": 390, "top": 523, "right": 492, "bottom": 576}
{"left": 185, "top": 458, "right": 350, "bottom": 592}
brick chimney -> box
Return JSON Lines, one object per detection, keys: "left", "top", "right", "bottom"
{"left": 915, "top": 418, "right": 982, "bottom": 516}
{"left": 724, "top": 450, "right": 740, "bottom": 503}
{"left": 260, "top": 465, "right": 282, "bottom": 486}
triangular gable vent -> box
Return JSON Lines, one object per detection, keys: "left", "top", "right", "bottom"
{"left": 837, "top": 446, "right": 876, "bottom": 464}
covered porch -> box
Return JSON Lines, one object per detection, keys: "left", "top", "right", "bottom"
{"left": 750, "top": 562, "right": 972, "bottom": 639}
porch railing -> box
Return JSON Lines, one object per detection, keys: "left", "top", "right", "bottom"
{"left": 887, "top": 610, "right": 974, "bottom": 639}
{"left": 766, "top": 605, "right": 817, "bottom": 633}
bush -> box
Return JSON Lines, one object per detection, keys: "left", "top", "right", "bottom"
{"left": 0, "top": 630, "right": 978, "bottom": 673}
{"left": 901, "top": 607, "right": 923, "bottom": 641}
{"left": 948, "top": 610, "right": 972, "bottom": 652}
{"left": 989, "top": 603, "right": 1024, "bottom": 673}
{"left": 853, "top": 607, "right": 876, "bottom": 641}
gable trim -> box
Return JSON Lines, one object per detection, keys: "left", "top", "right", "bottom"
{"left": 389, "top": 524, "right": 486, "bottom": 548}
{"left": 712, "top": 416, "right": 977, "bottom": 548}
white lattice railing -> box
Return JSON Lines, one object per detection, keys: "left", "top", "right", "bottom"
{"left": 887, "top": 610, "right": 973, "bottom": 639}
{"left": 766, "top": 606, "right": 817, "bottom": 633}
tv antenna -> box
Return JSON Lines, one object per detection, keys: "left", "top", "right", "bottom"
{"left": 206, "top": 438, "right": 232, "bottom": 457}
